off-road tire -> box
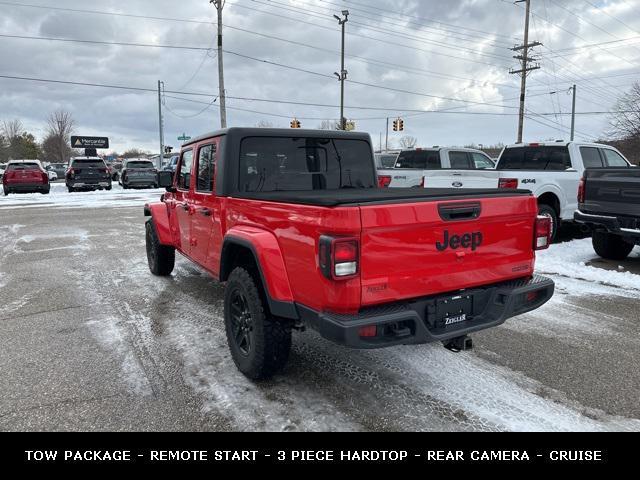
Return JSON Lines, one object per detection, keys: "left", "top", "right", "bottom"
{"left": 145, "top": 219, "right": 175, "bottom": 276}
{"left": 224, "top": 267, "right": 291, "bottom": 380}
{"left": 538, "top": 203, "right": 559, "bottom": 241}
{"left": 592, "top": 231, "right": 634, "bottom": 260}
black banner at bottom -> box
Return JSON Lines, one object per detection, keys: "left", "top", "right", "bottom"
{"left": 0, "top": 432, "right": 633, "bottom": 469}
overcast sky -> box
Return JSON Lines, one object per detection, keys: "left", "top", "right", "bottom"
{"left": 0, "top": 0, "right": 639, "bottom": 153}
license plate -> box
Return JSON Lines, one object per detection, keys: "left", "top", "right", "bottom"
{"left": 434, "top": 294, "right": 473, "bottom": 329}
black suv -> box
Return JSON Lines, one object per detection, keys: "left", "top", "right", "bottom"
{"left": 66, "top": 157, "right": 112, "bottom": 192}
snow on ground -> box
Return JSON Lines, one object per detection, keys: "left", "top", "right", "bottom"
{"left": 536, "top": 238, "right": 640, "bottom": 291}
{"left": 0, "top": 182, "right": 163, "bottom": 210}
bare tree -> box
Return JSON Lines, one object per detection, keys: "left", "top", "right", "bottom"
{"left": 44, "top": 110, "right": 75, "bottom": 162}
{"left": 255, "top": 120, "right": 274, "bottom": 128}
{"left": 1, "top": 119, "right": 24, "bottom": 141}
{"left": 609, "top": 82, "right": 640, "bottom": 143}
{"left": 398, "top": 135, "right": 418, "bottom": 149}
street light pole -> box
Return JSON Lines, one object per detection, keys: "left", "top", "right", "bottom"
{"left": 334, "top": 11, "right": 349, "bottom": 130}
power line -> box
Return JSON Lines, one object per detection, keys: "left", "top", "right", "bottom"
{"left": 0, "top": 34, "right": 520, "bottom": 109}
{"left": 0, "top": 73, "right": 626, "bottom": 118}
{"left": 236, "top": 0, "right": 514, "bottom": 60}
{"left": 0, "top": 1, "right": 516, "bottom": 88}
{"left": 226, "top": 0, "right": 511, "bottom": 68}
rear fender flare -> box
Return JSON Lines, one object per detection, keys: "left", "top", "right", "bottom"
{"left": 221, "top": 227, "right": 297, "bottom": 320}
{"left": 144, "top": 202, "right": 174, "bottom": 246}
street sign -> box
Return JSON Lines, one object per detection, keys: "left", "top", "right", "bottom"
{"left": 178, "top": 133, "right": 191, "bottom": 141}
{"left": 71, "top": 136, "right": 109, "bottom": 149}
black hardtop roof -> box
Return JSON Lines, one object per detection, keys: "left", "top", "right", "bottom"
{"left": 182, "top": 127, "right": 372, "bottom": 148}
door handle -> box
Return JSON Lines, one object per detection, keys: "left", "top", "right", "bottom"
{"left": 199, "top": 208, "right": 212, "bottom": 217}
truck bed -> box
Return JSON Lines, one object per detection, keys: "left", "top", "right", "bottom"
{"left": 237, "top": 187, "right": 530, "bottom": 207}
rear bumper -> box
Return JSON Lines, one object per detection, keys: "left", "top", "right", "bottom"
{"left": 67, "top": 179, "right": 111, "bottom": 189}
{"left": 299, "top": 275, "right": 554, "bottom": 349}
{"left": 574, "top": 210, "right": 640, "bottom": 239}
{"left": 3, "top": 183, "right": 49, "bottom": 192}
{"left": 122, "top": 177, "right": 157, "bottom": 186}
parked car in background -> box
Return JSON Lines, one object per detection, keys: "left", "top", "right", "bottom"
{"left": 46, "top": 163, "right": 68, "bottom": 179}
{"left": 575, "top": 166, "right": 639, "bottom": 260}
{"left": 47, "top": 170, "right": 58, "bottom": 181}
{"left": 0, "top": 163, "right": 6, "bottom": 181}
{"left": 66, "top": 157, "right": 112, "bottom": 192}
{"left": 2, "top": 159, "right": 50, "bottom": 195}
{"left": 119, "top": 159, "right": 158, "bottom": 189}
{"left": 108, "top": 161, "right": 123, "bottom": 181}
{"left": 377, "top": 147, "right": 496, "bottom": 188}
{"left": 424, "top": 142, "right": 634, "bottom": 240}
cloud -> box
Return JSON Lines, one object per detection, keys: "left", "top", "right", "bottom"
{"left": 0, "top": 0, "right": 638, "bottom": 153}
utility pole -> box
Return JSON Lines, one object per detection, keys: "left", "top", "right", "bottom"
{"left": 157, "top": 80, "right": 164, "bottom": 170}
{"left": 211, "top": 0, "right": 227, "bottom": 128}
{"left": 385, "top": 117, "right": 389, "bottom": 152}
{"left": 570, "top": 84, "right": 577, "bottom": 141}
{"left": 334, "top": 11, "right": 349, "bottom": 130}
{"left": 510, "top": 0, "right": 541, "bottom": 144}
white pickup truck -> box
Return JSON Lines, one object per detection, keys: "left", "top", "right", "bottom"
{"left": 376, "top": 147, "right": 495, "bottom": 188}
{"left": 418, "top": 142, "right": 633, "bottom": 238}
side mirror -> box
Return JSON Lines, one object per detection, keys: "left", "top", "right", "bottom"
{"left": 158, "top": 170, "right": 175, "bottom": 192}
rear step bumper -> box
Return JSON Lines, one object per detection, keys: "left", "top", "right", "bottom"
{"left": 574, "top": 210, "right": 640, "bottom": 238}
{"left": 298, "top": 275, "right": 554, "bottom": 349}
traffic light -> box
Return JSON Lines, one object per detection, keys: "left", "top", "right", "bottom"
{"left": 164, "top": 146, "right": 173, "bottom": 154}
{"left": 398, "top": 118, "right": 404, "bottom": 131}
{"left": 290, "top": 118, "right": 301, "bottom": 129}
{"left": 393, "top": 119, "right": 398, "bottom": 131}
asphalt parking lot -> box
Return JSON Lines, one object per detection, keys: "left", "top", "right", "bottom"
{"left": 1, "top": 186, "right": 639, "bottom": 431}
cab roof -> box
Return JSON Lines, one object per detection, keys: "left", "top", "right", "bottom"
{"left": 181, "top": 127, "right": 372, "bottom": 148}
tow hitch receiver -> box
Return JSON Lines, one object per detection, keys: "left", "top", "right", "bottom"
{"left": 443, "top": 335, "right": 473, "bottom": 352}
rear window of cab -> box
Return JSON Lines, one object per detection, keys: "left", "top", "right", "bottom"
{"left": 71, "top": 160, "right": 106, "bottom": 168}
{"left": 497, "top": 146, "right": 571, "bottom": 171}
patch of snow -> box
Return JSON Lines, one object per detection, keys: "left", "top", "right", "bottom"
{"left": 86, "top": 316, "right": 153, "bottom": 397}
{"left": 167, "top": 313, "right": 360, "bottom": 432}
{"left": 537, "top": 238, "right": 640, "bottom": 291}
{"left": 0, "top": 183, "right": 163, "bottom": 210}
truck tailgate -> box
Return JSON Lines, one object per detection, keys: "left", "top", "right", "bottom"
{"left": 583, "top": 167, "right": 640, "bottom": 217}
{"left": 359, "top": 195, "right": 537, "bottom": 306}
{"left": 423, "top": 170, "right": 500, "bottom": 189}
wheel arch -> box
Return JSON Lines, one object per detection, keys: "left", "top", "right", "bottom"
{"left": 144, "top": 202, "right": 174, "bottom": 246}
{"left": 221, "top": 230, "right": 298, "bottom": 320}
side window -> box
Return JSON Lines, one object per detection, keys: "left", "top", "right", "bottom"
{"left": 449, "top": 151, "right": 472, "bottom": 169}
{"left": 580, "top": 147, "right": 604, "bottom": 168}
{"left": 601, "top": 149, "right": 629, "bottom": 167}
{"left": 178, "top": 150, "right": 193, "bottom": 190}
{"left": 196, "top": 143, "right": 217, "bottom": 192}
{"left": 472, "top": 153, "right": 494, "bottom": 169}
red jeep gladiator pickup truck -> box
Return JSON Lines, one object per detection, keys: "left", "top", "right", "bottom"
{"left": 145, "top": 128, "right": 554, "bottom": 379}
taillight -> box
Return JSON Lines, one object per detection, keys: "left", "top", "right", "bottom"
{"left": 577, "top": 177, "right": 586, "bottom": 204}
{"left": 377, "top": 175, "right": 391, "bottom": 188}
{"left": 319, "top": 236, "right": 359, "bottom": 279}
{"left": 42, "top": 172, "right": 48, "bottom": 183}
{"left": 534, "top": 215, "right": 552, "bottom": 250}
{"left": 66, "top": 168, "right": 74, "bottom": 177}
{"left": 499, "top": 178, "right": 518, "bottom": 189}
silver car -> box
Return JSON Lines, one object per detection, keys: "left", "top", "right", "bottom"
{"left": 119, "top": 159, "right": 158, "bottom": 189}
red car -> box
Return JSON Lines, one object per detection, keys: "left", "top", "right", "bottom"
{"left": 145, "top": 128, "right": 554, "bottom": 379}
{"left": 2, "top": 160, "right": 50, "bottom": 195}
